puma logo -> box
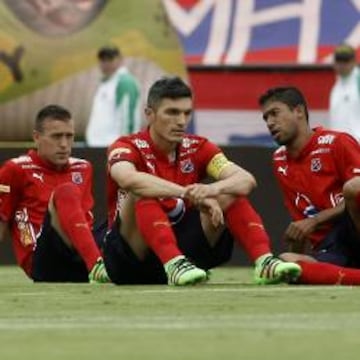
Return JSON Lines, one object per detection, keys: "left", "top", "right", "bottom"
{"left": 32, "top": 172, "right": 44, "bottom": 182}
{"left": 277, "top": 166, "right": 288, "bottom": 176}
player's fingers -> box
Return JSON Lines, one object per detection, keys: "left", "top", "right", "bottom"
{"left": 213, "top": 207, "right": 224, "bottom": 227}
{"left": 211, "top": 212, "right": 220, "bottom": 227}
{"left": 284, "top": 227, "right": 300, "bottom": 242}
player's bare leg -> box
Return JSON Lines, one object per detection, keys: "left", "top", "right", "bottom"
{"left": 117, "top": 194, "right": 149, "bottom": 260}
{"left": 343, "top": 177, "right": 360, "bottom": 234}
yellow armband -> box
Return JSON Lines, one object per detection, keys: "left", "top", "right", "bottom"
{"left": 206, "top": 153, "right": 233, "bottom": 179}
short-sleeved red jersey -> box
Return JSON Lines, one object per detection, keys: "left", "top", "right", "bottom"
{"left": 0, "top": 150, "right": 94, "bottom": 276}
{"left": 107, "top": 129, "right": 222, "bottom": 226}
{"left": 273, "top": 127, "right": 360, "bottom": 247}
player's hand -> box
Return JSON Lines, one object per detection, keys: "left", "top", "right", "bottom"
{"left": 284, "top": 217, "right": 318, "bottom": 244}
{"left": 184, "top": 183, "right": 219, "bottom": 205}
{"left": 198, "top": 198, "right": 224, "bottom": 228}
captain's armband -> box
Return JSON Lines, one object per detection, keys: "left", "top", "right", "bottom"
{"left": 206, "top": 153, "right": 233, "bottom": 179}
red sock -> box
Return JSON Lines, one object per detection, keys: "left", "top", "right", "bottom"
{"left": 135, "top": 199, "right": 182, "bottom": 264}
{"left": 53, "top": 183, "right": 101, "bottom": 271}
{"left": 225, "top": 197, "right": 271, "bottom": 261}
{"left": 298, "top": 260, "right": 360, "bottom": 285}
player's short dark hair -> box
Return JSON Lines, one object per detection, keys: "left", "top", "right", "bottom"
{"left": 147, "top": 76, "right": 192, "bottom": 110}
{"left": 35, "top": 104, "right": 72, "bottom": 132}
{"left": 97, "top": 46, "right": 121, "bottom": 60}
{"left": 258, "top": 86, "right": 309, "bottom": 122}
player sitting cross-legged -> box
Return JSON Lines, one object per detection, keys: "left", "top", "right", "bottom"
{"left": 0, "top": 105, "right": 109, "bottom": 283}
{"left": 259, "top": 86, "right": 360, "bottom": 285}
{"left": 102, "top": 76, "right": 301, "bottom": 286}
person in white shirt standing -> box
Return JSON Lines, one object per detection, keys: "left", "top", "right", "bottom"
{"left": 329, "top": 44, "right": 360, "bottom": 141}
{"left": 86, "top": 46, "right": 142, "bottom": 147}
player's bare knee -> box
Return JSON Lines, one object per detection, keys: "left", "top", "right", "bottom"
{"left": 279, "top": 252, "right": 297, "bottom": 262}
{"left": 279, "top": 252, "right": 304, "bottom": 262}
{"left": 343, "top": 178, "right": 360, "bottom": 201}
{"left": 280, "top": 252, "right": 317, "bottom": 263}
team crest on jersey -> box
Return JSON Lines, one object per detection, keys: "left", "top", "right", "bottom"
{"left": 310, "top": 158, "right": 322, "bottom": 172}
{"left": 180, "top": 158, "right": 194, "bottom": 173}
{"left": 71, "top": 172, "right": 83, "bottom": 184}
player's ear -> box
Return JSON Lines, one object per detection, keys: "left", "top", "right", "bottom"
{"left": 33, "top": 130, "right": 40, "bottom": 144}
{"left": 294, "top": 104, "right": 305, "bottom": 119}
{"left": 144, "top": 106, "right": 155, "bottom": 122}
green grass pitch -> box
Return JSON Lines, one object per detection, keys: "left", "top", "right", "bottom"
{"left": 0, "top": 265, "right": 359, "bottom": 360}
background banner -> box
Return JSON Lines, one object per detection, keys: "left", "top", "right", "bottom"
{"left": 0, "top": 0, "right": 187, "bottom": 141}
{"left": 162, "top": 0, "right": 360, "bottom": 145}
{"left": 164, "top": 0, "right": 360, "bottom": 65}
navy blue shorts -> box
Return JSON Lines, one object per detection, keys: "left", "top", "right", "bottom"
{"left": 102, "top": 208, "right": 234, "bottom": 285}
{"left": 312, "top": 211, "right": 360, "bottom": 267}
{"left": 32, "top": 213, "right": 93, "bottom": 282}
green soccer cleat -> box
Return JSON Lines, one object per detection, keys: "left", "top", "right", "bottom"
{"left": 88, "top": 258, "right": 111, "bottom": 284}
{"left": 254, "top": 255, "right": 301, "bottom": 285}
{"left": 164, "top": 256, "right": 208, "bottom": 286}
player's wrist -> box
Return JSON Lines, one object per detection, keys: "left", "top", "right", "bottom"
{"left": 311, "top": 215, "right": 321, "bottom": 228}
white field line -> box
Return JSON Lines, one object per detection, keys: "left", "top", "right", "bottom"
{"left": 0, "top": 313, "right": 360, "bottom": 331}
{"left": 2, "top": 285, "right": 360, "bottom": 297}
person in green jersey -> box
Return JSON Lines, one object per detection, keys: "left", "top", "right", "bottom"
{"left": 86, "top": 46, "right": 142, "bottom": 147}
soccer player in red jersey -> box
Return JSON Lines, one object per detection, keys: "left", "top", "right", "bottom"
{"left": 0, "top": 105, "right": 109, "bottom": 283}
{"left": 102, "top": 76, "right": 301, "bottom": 286}
{"left": 259, "top": 86, "right": 360, "bottom": 285}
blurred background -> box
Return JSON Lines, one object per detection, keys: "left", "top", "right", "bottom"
{"left": 1, "top": 0, "right": 359, "bottom": 263}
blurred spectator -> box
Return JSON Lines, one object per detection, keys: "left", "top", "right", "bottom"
{"left": 329, "top": 44, "right": 360, "bottom": 141}
{"left": 86, "top": 45, "right": 142, "bottom": 147}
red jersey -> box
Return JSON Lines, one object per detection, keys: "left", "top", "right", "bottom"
{"left": 0, "top": 150, "right": 94, "bottom": 276}
{"left": 107, "top": 129, "right": 222, "bottom": 226}
{"left": 273, "top": 127, "right": 360, "bottom": 246}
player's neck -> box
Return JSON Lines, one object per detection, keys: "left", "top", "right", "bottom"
{"left": 150, "top": 130, "right": 178, "bottom": 157}
{"left": 287, "top": 128, "right": 314, "bottom": 158}
{"left": 34, "top": 151, "right": 68, "bottom": 171}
